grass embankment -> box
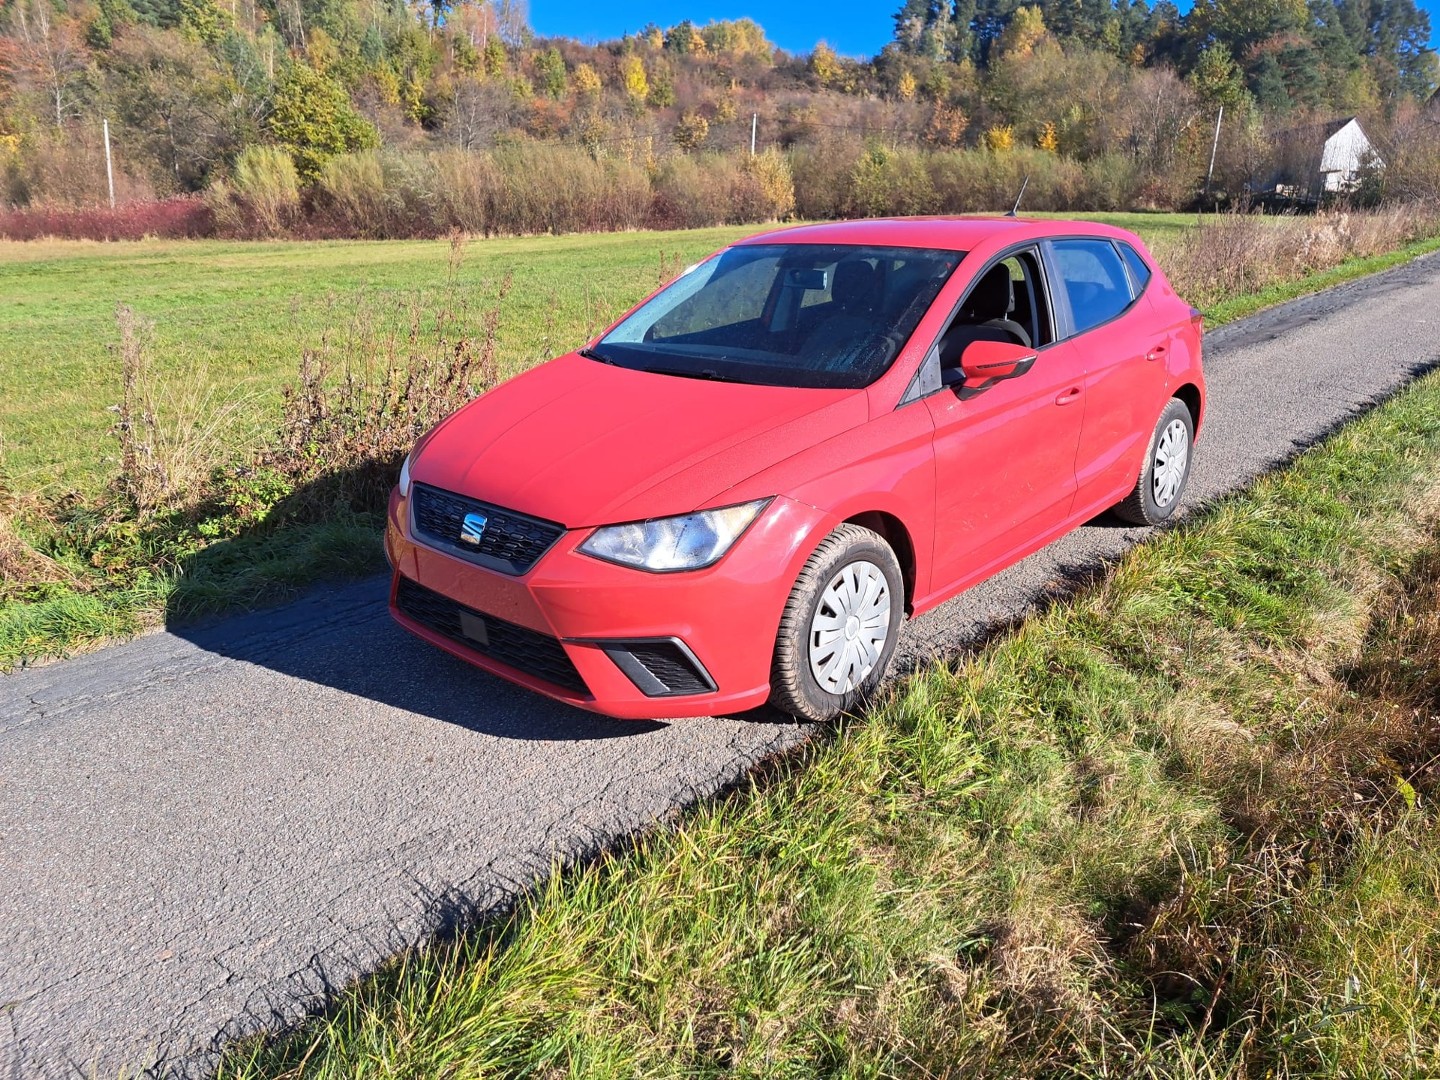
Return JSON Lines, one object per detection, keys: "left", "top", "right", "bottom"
{"left": 223, "top": 365, "right": 1440, "bottom": 1078}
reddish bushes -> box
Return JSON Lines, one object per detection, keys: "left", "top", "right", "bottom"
{"left": 0, "top": 196, "right": 215, "bottom": 241}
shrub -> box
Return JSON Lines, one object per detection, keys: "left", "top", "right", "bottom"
{"left": 1154, "top": 203, "right": 1440, "bottom": 310}
{"left": 488, "top": 143, "right": 650, "bottom": 235}
{"left": 312, "top": 151, "right": 441, "bottom": 239}
{"left": 846, "top": 145, "right": 935, "bottom": 218}
{"left": 745, "top": 149, "right": 796, "bottom": 221}
{"left": 0, "top": 196, "right": 214, "bottom": 241}
{"left": 649, "top": 152, "right": 792, "bottom": 228}
{"left": 1, "top": 129, "right": 155, "bottom": 211}
{"left": 927, "top": 147, "right": 1082, "bottom": 212}
{"left": 428, "top": 149, "right": 499, "bottom": 235}
{"left": 268, "top": 63, "right": 380, "bottom": 183}
{"left": 233, "top": 147, "right": 301, "bottom": 236}
{"left": 1076, "top": 152, "right": 1143, "bottom": 212}
{"left": 788, "top": 135, "right": 863, "bottom": 220}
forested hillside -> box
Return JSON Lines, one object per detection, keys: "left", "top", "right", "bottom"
{"left": 1, "top": 0, "right": 1436, "bottom": 235}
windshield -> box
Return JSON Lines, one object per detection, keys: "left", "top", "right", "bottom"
{"left": 590, "top": 243, "right": 964, "bottom": 389}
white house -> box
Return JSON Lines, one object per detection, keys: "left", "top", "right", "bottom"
{"left": 1271, "top": 117, "right": 1382, "bottom": 200}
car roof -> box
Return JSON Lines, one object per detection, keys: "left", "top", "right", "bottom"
{"left": 734, "top": 215, "right": 1136, "bottom": 252}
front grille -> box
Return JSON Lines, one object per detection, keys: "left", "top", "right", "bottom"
{"left": 395, "top": 576, "right": 588, "bottom": 694}
{"left": 411, "top": 484, "right": 565, "bottom": 576}
{"left": 601, "top": 639, "right": 717, "bottom": 697}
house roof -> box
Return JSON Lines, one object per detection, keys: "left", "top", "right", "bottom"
{"left": 1275, "top": 116, "right": 1360, "bottom": 145}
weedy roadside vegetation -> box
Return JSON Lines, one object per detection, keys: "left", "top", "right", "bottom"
{"left": 4, "top": 205, "right": 1440, "bottom": 671}
{"left": 1157, "top": 200, "right": 1440, "bottom": 311}
{"left": 0, "top": 234, "right": 508, "bottom": 662}
{"left": 219, "top": 362, "right": 1440, "bottom": 1079}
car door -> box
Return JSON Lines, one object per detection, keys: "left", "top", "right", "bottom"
{"left": 924, "top": 248, "right": 1087, "bottom": 596}
{"left": 1045, "top": 238, "right": 1166, "bottom": 512}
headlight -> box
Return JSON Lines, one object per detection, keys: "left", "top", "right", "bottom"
{"left": 579, "top": 498, "right": 771, "bottom": 572}
{"left": 398, "top": 452, "right": 413, "bottom": 497}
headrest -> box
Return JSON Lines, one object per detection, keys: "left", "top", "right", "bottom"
{"left": 832, "top": 260, "right": 878, "bottom": 308}
{"left": 964, "top": 264, "right": 1015, "bottom": 319}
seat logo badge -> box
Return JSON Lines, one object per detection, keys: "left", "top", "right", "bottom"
{"left": 460, "top": 511, "right": 489, "bottom": 545}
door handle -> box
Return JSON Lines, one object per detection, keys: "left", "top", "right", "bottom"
{"left": 1055, "top": 387, "right": 1082, "bottom": 406}
{"left": 1145, "top": 344, "right": 1167, "bottom": 362}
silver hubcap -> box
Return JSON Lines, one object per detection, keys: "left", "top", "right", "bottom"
{"left": 808, "top": 561, "right": 891, "bottom": 695}
{"left": 1152, "top": 418, "right": 1189, "bottom": 508}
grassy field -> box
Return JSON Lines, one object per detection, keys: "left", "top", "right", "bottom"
{"left": 221, "top": 356, "right": 1440, "bottom": 1079}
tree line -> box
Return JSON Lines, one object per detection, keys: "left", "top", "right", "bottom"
{"left": 0, "top": 0, "right": 1435, "bottom": 227}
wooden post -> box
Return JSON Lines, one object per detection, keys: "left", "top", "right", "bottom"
{"left": 751, "top": 113, "right": 757, "bottom": 157}
{"left": 1203, "top": 105, "right": 1223, "bottom": 202}
{"left": 103, "top": 119, "right": 115, "bottom": 210}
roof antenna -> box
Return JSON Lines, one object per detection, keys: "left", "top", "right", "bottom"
{"left": 1006, "top": 175, "right": 1030, "bottom": 217}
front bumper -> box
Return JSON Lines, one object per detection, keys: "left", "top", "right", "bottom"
{"left": 385, "top": 488, "right": 830, "bottom": 719}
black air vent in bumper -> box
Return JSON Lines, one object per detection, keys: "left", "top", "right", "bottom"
{"left": 411, "top": 484, "right": 565, "bottom": 575}
{"left": 395, "top": 576, "right": 587, "bottom": 694}
{"left": 599, "top": 639, "right": 717, "bottom": 697}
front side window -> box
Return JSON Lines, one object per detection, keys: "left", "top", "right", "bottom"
{"left": 1051, "top": 239, "right": 1133, "bottom": 335}
{"left": 594, "top": 243, "right": 964, "bottom": 389}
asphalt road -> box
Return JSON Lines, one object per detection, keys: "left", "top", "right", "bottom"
{"left": 5, "top": 255, "right": 1440, "bottom": 1078}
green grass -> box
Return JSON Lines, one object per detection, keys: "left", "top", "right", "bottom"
{"left": 221, "top": 365, "right": 1440, "bottom": 1080}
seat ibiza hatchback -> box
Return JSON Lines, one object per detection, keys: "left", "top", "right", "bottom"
{"left": 386, "top": 217, "right": 1206, "bottom": 721}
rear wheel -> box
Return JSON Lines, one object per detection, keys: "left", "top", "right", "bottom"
{"left": 1114, "top": 397, "right": 1194, "bottom": 525}
{"left": 769, "top": 524, "right": 903, "bottom": 723}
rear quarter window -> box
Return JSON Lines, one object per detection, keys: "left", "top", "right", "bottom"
{"left": 1117, "top": 241, "right": 1152, "bottom": 294}
{"left": 1052, "top": 239, "right": 1133, "bottom": 335}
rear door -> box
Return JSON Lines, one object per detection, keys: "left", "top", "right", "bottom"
{"left": 1045, "top": 238, "right": 1167, "bottom": 511}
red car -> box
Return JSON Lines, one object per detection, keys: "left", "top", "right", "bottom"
{"left": 386, "top": 217, "right": 1205, "bottom": 722}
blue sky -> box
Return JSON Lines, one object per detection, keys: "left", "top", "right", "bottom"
{"left": 530, "top": 0, "right": 898, "bottom": 57}
{"left": 530, "top": 0, "right": 1440, "bottom": 57}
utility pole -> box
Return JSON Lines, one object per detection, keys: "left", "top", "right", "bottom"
{"left": 1203, "top": 105, "right": 1223, "bottom": 204}
{"left": 103, "top": 119, "right": 115, "bottom": 210}
{"left": 750, "top": 113, "right": 757, "bottom": 157}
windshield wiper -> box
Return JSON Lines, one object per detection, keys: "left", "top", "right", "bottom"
{"left": 641, "top": 366, "right": 741, "bottom": 383}
{"left": 579, "top": 347, "right": 614, "bottom": 365}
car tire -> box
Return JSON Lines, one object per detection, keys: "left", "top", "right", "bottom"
{"left": 769, "top": 523, "right": 904, "bottom": 723}
{"left": 1114, "top": 397, "right": 1194, "bottom": 526}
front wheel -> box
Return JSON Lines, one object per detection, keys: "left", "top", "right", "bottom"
{"left": 769, "top": 523, "right": 904, "bottom": 723}
{"left": 1114, "top": 397, "right": 1194, "bottom": 526}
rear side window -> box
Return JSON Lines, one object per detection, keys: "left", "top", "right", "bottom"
{"left": 1051, "top": 239, "right": 1133, "bottom": 335}
{"left": 1117, "top": 241, "right": 1152, "bottom": 293}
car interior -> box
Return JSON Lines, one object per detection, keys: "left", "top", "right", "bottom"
{"left": 642, "top": 247, "right": 959, "bottom": 383}
{"left": 936, "top": 251, "right": 1052, "bottom": 381}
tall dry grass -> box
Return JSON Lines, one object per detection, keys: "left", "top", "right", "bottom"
{"left": 108, "top": 305, "right": 252, "bottom": 518}
{"left": 207, "top": 147, "right": 302, "bottom": 239}
{"left": 0, "top": 471, "right": 78, "bottom": 601}
{"left": 1158, "top": 203, "right": 1440, "bottom": 309}
{"left": 263, "top": 235, "right": 508, "bottom": 514}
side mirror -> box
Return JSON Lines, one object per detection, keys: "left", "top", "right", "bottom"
{"left": 957, "top": 340, "right": 1038, "bottom": 395}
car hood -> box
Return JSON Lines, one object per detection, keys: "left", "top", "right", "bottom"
{"left": 411, "top": 352, "right": 866, "bottom": 527}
